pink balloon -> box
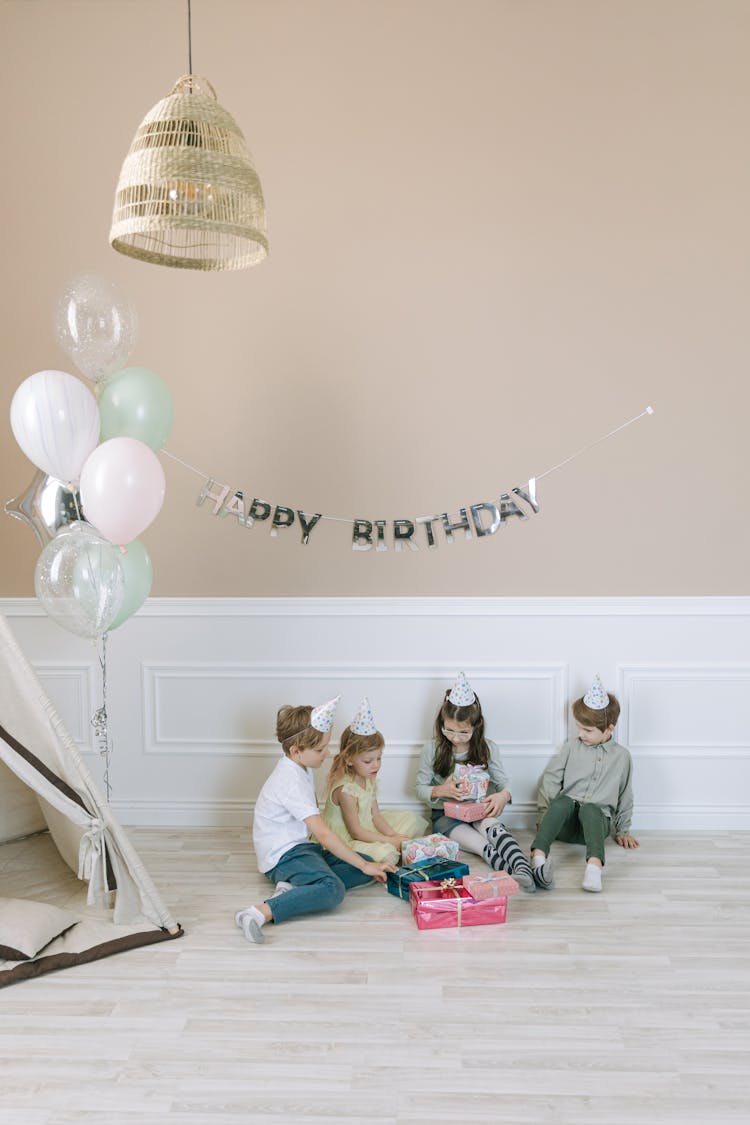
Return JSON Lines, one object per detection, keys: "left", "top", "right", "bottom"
{"left": 80, "top": 437, "right": 165, "bottom": 545}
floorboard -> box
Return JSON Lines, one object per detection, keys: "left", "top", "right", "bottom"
{"left": 1, "top": 828, "right": 749, "bottom": 1124}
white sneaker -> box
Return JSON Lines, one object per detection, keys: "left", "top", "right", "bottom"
{"left": 582, "top": 863, "right": 603, "bottom": 893}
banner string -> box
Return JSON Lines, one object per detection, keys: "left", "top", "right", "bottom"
{"left": 160, "top": 406, "right": 654, "bottom": 523}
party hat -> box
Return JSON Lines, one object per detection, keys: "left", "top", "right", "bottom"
{"left": 350, "top": 697, "right": 377, "bottom": 737}
{"left": 583, "top": 674, "right": 609, "bottom": 710}
{"left": 310, "top": 694, "right": 341, "bottom": 733}
{"left": 448, "top": 671, "right": 476, "bottom": 707}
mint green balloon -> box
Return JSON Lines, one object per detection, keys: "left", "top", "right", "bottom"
{"left": 108, "top": 539, "right": 153, "bottom": 630}
{"left": 98, "top": 366, "right": 174, "bottom": 450}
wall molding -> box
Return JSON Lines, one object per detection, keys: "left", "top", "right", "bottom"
{"left": 4, "top": 595, "right": 750, "bottom": 618}
{"left": 108, "top": 797, "right": 750, "bottom": 831}
{"left": 3, "top": 596, "right": 748, "bottom": 831}
{"left": 141, "top": 660, "right": 566, "bottom": 756}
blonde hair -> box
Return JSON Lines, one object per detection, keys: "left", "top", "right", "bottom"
{"left": 276, "top": 704, "right": 327, "bottom": 755}
{"left": 327, "top": 726, "right": 384, "bottom": 790}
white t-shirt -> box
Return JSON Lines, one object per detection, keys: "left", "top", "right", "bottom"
{"left": 252, "top": 755, "right": 320, "bottom": 873}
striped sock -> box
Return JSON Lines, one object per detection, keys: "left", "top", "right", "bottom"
{"left": 483, "top": 825, "right": 535, "bottom": 891}
{"left": 532, "top": 854, "right": 554, "bottom": 889}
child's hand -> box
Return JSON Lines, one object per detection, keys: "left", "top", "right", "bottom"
{"left": 615, "top": 834, "right": 640, "bottom": 849}
{"left": 434, "top": 779, "right": 468, "bottom": 800}
{"left": 482, "top": 791, "right": 510, "bottom": 819}
{"left": 386, "top": 833, "right": 411, "bottom": 847}
{"left": 363, "top": 860, "right": 398, "bottom": 882}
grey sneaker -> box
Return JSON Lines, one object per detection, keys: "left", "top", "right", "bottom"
{"left": 235, "top": 908, "right": 267, "bottom": 943}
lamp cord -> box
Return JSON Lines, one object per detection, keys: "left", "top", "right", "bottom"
{"left": 187, "top": 0, "right": 193, "bottom": 77}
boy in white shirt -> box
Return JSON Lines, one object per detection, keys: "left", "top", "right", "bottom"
{"left": 235, "top": 697, "right": 395, "bottom": 944}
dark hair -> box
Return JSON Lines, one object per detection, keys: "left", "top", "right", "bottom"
{"left": 432, "top": 690, "right": 489, "bottom": 778}
{"left": 572, "top": 692, "right": 621, "bottom": 733}
{"left": 275, "top": 705, "right": 327, "bottom": 755}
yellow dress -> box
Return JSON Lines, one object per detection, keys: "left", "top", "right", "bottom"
{"left": 322, "top": 777, "right": 429, "bottom": 865}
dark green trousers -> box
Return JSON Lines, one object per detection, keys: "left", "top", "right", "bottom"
{"left": 531, "top": 795, "right": 610, "bottom": 865}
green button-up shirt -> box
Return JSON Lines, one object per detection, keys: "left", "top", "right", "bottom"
{"left": 537, "top": 737, "right": 634, "bottom": 836}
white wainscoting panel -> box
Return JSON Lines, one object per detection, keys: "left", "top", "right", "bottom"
{"left": 2, "top": 597, "right": 749, "bottom": 830}
{"left": 35, "top": 664, "right": 96, "bottom": 754}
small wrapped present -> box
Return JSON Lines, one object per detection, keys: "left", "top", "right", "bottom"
{"left": 443, "top": 800, "right": 487, "bottom": 823}
{"left": 401, "top": 834, "right": 459, "bottom": 865}
{"left": 452, "top": 764, "right": 490, "bottom": 801}
{"left": 410, "top": 878, "right": 508, "bottom": 931}
{"left": 386, "top": 858, "right": 470, "bottom": 901}
{"left": 463, "top": 871, "right": 519, "bottom": 900}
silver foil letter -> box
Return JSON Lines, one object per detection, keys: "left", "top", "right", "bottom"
{"left": 441, "top": 509, "right": 472, "bottom": 544}
{"left": 197, "top": 478, "right": 230, "bottom": 514}
{"left": 393, "top": 519, "right": 418, "bottom": 551}
{"left": 470, "top": 502, "right": 501, "bottom": 537}
{"left": 297, "top": 511, "right": 322, "bottom": 545}
{"left": 270, "top": 506, "right": 295, "bottom": 536}
{"left": 416, "top": 516, "right": 438, "bottom": 548}
{"left": 352, "top": 519, "right": 373, "bottom": 551}
{"left": 220, "top": 490, "right": 246, "bottom": 523}
{"left": 246, "top": 498, "right": 271, "bottom": 527}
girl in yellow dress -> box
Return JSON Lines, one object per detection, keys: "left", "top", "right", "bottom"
{"left": 323, "top": 698, "right": 428, "bottom": 865}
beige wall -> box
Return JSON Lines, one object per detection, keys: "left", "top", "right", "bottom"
{"left": 1, "top": 0, "right": 748, "bottom": 597}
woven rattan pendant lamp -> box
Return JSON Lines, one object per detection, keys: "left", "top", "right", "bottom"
{"left": 110, "top": 2, "right": 267, "bottom": 272}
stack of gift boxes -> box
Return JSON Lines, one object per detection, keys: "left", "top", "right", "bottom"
{"left": 388, "top": 758, "right": 519, "bottom": 929}
{"left": 387, "top": 857, "right": 519, "bottom": 930}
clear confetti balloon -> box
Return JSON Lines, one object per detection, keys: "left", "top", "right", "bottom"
{"left": 34, "top": 523, "right": 125, "bottom": 640}
{"left": 54, "top": 274, "right": 138, "bottom": 384}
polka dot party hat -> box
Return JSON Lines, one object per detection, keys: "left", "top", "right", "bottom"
{"left": 583, "top": 674, "right": 610, "bottom": 710}
{"left": 350, "top": 697, "right": 377, "bottom": 737}
{"left": 448, "top": 671, "right": 476, "bottom": 707}
{"left": 310, "top": 694, "right": 341, "bottom": 733}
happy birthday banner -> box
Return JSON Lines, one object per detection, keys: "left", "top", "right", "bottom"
{"left": 163, "top": 407, "right": 654, "bottom": 552}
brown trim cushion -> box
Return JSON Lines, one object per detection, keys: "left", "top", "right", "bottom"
{"left": 0, "top": 923, "right": 183, "bottom": 988}
{"left": 0, "top": 898, "right": 78, "bottom": 960}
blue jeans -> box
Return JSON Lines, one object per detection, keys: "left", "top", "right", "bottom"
{"left": 264, "top": 841, "right": 374, "bottom": 924}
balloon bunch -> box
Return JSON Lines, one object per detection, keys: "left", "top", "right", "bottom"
{"left": 7, "top": 274, "right": 173, "bottom": 641}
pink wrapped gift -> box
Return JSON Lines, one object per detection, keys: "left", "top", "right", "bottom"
{"left": 452, "top": 764, "right": 489, "bottom": 801}
{"left": 410, "top": 879, "right": 508, "bottom": 930}
{"left": 401, "top": 834, "right": 459, "bottom": 865}
{"left": 463, "top": 871, "right": 519, "bottom": 900}
{"left": 443, "top": 800, "right": 487, "bottom": 823}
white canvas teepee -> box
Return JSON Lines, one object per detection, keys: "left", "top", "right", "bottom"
{"left": 0, "top": 612, "right": 182, "bottom": 987}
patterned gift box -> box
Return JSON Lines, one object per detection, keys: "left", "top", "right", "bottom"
{"left": 409, "top": 879, "right": 508, "bottom": 930}
{"left": 443, "top": 800, "right": 486, "bottom": 823}
{"left": 452, "top": 764, "right": 490, "bottom": 801}
{"left": 463, "top": 871, "right": 519, "bottom": 900}
{"left": 386, "top": 858, "right": 470, "bottom": 901}
{"left": 401, "top": 834, "right": 459, "bottom": 865}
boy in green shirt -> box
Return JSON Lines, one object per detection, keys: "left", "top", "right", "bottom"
{"left": 531, "top": 675, "right": 639, "bottom": 893}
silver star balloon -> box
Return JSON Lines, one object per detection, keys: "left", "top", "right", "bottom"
{"left": 5, "top": 469, "right": 85, "bottom": 547}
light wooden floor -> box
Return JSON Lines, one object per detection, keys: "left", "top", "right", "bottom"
{"left": 2, "top": 828, "right": 749, "bottom": 1125}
